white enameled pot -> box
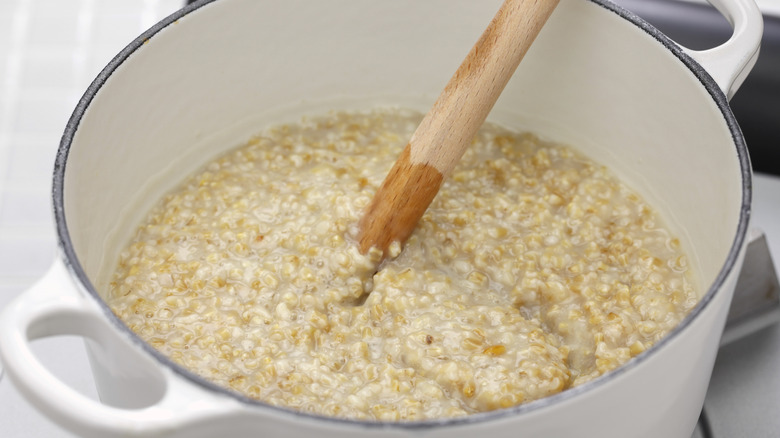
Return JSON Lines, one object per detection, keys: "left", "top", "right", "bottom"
{"left": 0, "top": 0, "right": 763, "bottom": 437}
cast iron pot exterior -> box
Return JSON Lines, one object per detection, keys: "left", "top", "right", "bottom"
{"left": 0, "top": 0, "right": 762, "bottom": 437}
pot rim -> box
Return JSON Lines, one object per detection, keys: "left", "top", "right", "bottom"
{"left": 51, "top": 0, "right": 752, "bottom": 430}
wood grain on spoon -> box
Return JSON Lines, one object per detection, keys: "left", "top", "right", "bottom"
{"left": 358, "top": 0, "right": 560, "bottom": 255}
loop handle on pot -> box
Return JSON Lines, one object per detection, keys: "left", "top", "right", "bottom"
{"left": 679, "top": 0, "right": 763, "bottom": 99}
{"left": 0, "top": 260, "right": 240, "bottom": 437}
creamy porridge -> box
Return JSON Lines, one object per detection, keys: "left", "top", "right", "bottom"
{"left": 107, "top": 108, "right": 697, "bottom": 420}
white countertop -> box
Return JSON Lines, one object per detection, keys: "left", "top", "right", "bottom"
{"left": 0, "top": 1, "right": 183, "bottom": 437}
{"left": 1, "top": 1, "right": 779, "bottom": 437}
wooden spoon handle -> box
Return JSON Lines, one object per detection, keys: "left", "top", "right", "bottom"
{"left": 358, "top": 0, "right": 559, "bottom": 255}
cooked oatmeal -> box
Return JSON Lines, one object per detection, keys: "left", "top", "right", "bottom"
{"left": 107, "top": 108, "right": 697, "bottom": 420}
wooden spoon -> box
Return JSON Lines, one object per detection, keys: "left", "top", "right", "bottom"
{"left": 358, "top": 0, "right": 560, "bottom": 256}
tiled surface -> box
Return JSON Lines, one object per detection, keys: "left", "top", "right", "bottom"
{"left": 0, "top": 1, "right": 779, "bottom": 437}
{"left": 0, "top": 0, "right": 182, "bottom": 285}
{"left": 0, "top": 1, "right": 182, "bottom": 437}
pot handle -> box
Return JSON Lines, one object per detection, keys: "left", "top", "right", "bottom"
{"left": 0, "top": 260, "right": 241, "bottom": 437}
{"left": 678, "top": 0, "right": 763, "bottom": 99}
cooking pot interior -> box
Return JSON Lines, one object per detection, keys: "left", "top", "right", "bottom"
{"left": 60, "top": 0, "right": 744, "bottom": 327}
